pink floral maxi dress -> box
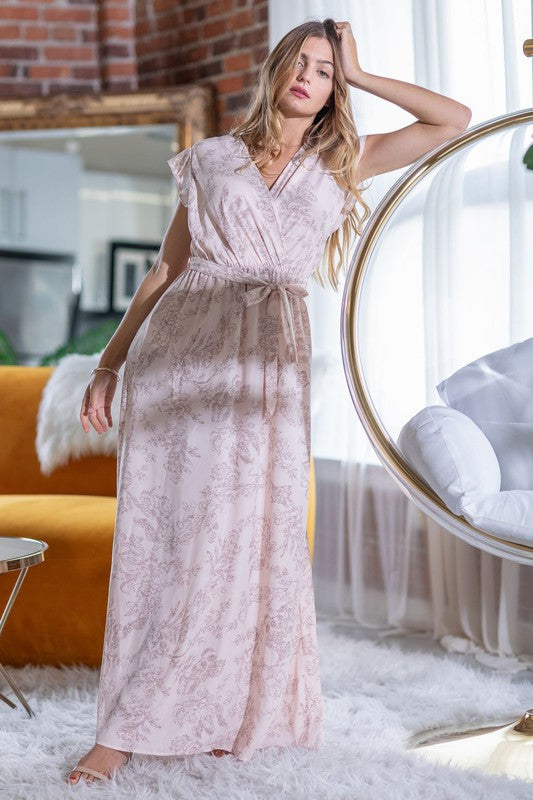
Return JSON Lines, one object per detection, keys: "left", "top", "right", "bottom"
{"left": 95, "top": 133, "right": 367, "bottom": 761}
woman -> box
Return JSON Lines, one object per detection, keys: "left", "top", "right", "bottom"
{"left": 68, "top": 17, "right": 470, "bottom": 784}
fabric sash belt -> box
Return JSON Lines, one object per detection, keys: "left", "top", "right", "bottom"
{"left": 187, "top": 255, "right": 309, "bottom": 416}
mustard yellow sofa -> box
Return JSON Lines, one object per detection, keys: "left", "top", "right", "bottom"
{"left": 0, "top": 365, "right": 316, "bottom": 667}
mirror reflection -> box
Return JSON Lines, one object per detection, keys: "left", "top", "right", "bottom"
{"left": 354, "top": 120, "right": 533, "bottom": 544}
{"left": 0, "top": 124, "right": 179, "bottom": 365}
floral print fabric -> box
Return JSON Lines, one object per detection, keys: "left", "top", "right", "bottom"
{"left": 95, "top": 133, "right": 366, "bottom": 761}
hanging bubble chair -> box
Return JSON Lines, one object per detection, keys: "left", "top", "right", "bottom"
{"left": 341, "top": 106, "right": 533, "bottom": 780}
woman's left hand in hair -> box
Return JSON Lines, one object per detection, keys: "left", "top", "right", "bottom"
{"left": 334, "top": 21, "right": 364, "bottom": 84}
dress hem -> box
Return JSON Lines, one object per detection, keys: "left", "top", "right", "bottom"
{"left": 94, "top": 737, "right": 323, "bottom": 762}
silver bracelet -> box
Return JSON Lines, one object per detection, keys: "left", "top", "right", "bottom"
{"left": 91, "top": 366, "right": 120, "bottom": 382}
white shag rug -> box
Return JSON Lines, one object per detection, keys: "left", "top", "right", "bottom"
{"left": 1, "top": 620, "right": 532, "bottom": 800}
{"left": 35, "top": 352, "right": 124, "bottom": 475}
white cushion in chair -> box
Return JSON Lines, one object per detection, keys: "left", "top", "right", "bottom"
{"left": 397, "top": 405, "right": 501, "bottom": 516}
{"left": 476, "top": 422, "right": 533, "bottom": 491}
{"left": 460, "top": 490, "right": 533, "bottom": 544}
{"left": 436, "top": 337, "right": 533, "bottom": 424}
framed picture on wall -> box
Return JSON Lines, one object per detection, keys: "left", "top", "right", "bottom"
{"left": 109, "top": 240, "right": 160, "bottom": 313}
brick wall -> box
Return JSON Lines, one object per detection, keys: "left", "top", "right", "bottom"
{"left": 0, "top": 0, "right": 269, "bottom": 133}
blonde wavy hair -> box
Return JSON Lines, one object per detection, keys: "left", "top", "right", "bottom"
{"left": 229, "top": 17, "right": 372, "bottom": 291}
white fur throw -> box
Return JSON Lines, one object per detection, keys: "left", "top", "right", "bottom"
{"left": 35, "top": 352, "right": 124, "bottom": 475}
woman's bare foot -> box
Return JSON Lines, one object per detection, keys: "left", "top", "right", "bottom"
{"left": 67, "top": 743, "right": 132, "bottom": 784}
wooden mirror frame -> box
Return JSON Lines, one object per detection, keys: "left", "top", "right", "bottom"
{"left": 0, "top": 84, "right": 215, "bottom": 149}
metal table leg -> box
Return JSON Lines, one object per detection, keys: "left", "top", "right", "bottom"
{"left": 0, "top": 566, "right": 35, "bottom": 717}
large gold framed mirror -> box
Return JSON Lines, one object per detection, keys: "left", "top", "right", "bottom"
{"left": 0, "top": 85, "right": 214, "bottom": 365}
{"left": 341, "top": 107, "right": 533, "bottom": 781}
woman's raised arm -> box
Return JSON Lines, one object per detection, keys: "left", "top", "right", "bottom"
{"left": 334, "top": 20, "right": 471, "bottom": 179}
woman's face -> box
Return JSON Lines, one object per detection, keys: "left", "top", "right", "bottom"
{"left": 278, "top": 36, "right": 335, "bottom": 120}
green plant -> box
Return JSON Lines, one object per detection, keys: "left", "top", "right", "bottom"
{"left": 524, "top": 143, "right": 533, "bottom": 170}
{"left": 39, "top": 319, "right": 121, "bottom": 366}
{"left": 0, "top": 329, "right": 19, "bottom": 365}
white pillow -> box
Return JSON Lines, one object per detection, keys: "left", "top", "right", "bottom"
{"left": 36, "top": 351, "right": 123, "bottom": 475}
{"left": 436, "top": 337, "right": 533, "bottom": 424}
{"left": 460, "top": 490, "right": 533, "bottom": 545}
{"left": 476, "top": 421, "right": 533, "bottom": 491}
{"left": 397, "top": 405, "right": 501, "bottom": 516}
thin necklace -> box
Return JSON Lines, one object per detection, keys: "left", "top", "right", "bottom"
{"left": 260, "top": 154, "right": 301, "bottom": 177}
{"left": 261, "top": 147, "right": 304, "bottom": 177}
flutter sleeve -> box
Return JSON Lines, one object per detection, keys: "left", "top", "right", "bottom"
{"left": 167, "top": 145, "right": 193, "bottom": 207}
{"left": 340, "top": 134, "right": 367, "bottom": 218}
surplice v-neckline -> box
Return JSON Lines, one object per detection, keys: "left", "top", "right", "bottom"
{"left": 236, "top": 136, "right": 305, "bottom": 199}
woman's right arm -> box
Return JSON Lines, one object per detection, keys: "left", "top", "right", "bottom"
{"left": 80, "top": 201, "right": 191, "bottom": 434}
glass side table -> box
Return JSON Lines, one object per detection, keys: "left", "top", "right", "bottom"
{"left": 0, "top": 536, "right": 48, "bottom": 717}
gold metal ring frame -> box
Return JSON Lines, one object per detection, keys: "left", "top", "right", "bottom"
{"left": 341, "top": 108, "right": 533, "bottom": 566}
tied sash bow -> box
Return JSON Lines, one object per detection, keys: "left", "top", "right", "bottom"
{"left": 186, "top": 256, "right": 308, "bottom": 417}
{"left": 241, "top": 279, "right": 309, "bottom": 417}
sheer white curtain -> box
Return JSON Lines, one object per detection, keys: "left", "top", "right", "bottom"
{"left": 269, "top": 0, "right": 533, "bottom": 668}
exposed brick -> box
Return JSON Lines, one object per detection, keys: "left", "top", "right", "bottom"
{"left": 208, "top": 0, "right": 233, "bottom": 17}
{"left": 198, "top": 59, "right": 222, "bottom": 79}
{"left": 155, "top": 12, "right": 180, "bottom": 33}
{"left": 242, "top": 69, "right": 260, "bottom": 89}
{"left": 238, "top": 27, "right": 266, "bottom": 48}
{"left": 72, "top": 65, "right": 101, "bottom": 79}
{"left": 254, "top": 4, "right": 268, "bottom": 24}
{"left": 0, "top": 25, "right": 21, "bottom": 40}
{"left": 50, "top": 25, "right": 78, "bottom": 41}
{"left": 225, "top": 91, "right": 249, "bottom": 111}
{"left": 146, "top": 37, "right": 169, "bottom": 55}
{"left": 137, "top": 54, "right": 164, "bottom": 73}
{"left": 23, "top": 25, "right": 48, "bottom": 40}
{"left": 174, "top": 64, "right": 201, "bottom": 83}
{"left": 204, "top": 18, "right": 227, "bottom": 39}
{"left": 184, "top": 6, "right": 206, "bottom": 23}
{"left": 28, "top": 64, "right": 72, "bottom": 79}
{"left": 0, "top": 81, "right": 42, "bottom": 95}
{"left": 104, "top": 24, "right": 135, "bottom": 40}
{"left": 81, "top": 28, "right": 97, "bottom": 42}
{"left": 152, "top": 0, "right": 176, "bottom": 12}
{"left": 0, "top": 3, "right": 269, "bottom": 137}
{"left": 100, "top": 6, "right": 132, "bottom": 22}
{"left": 215, "top": 74, "right": 244, "bottom": 94}
{"left": 212, "top": 34, "right": 238, "bottom": 56}
{"left": 225, "top": 51, "right": 251, "bottom": 72}
{"left": 106, "top": 61, "right": 137, "bottom": 77}
{"left": 0, "top": 7, "right": 39, "bottom": 21}
{"left": 0, "top": 45, "right": 39, "bottom": 60}
{"left": 134, "top": 18, "right": 153, "bottom": 37}
{"left": 185, "top": 44, "right": 209, "bottom": 62}
{"left": 221, "top": 112, "right": 239, "bottom": 132}
{"left": 180, "top": 25, "right": 201, "bottom": 45}
{"left": 42, "top": 7, "right": 94, "bottom": 23}
{"left": 101, "top": 43, "right": 132, "bottom": 58}
{"left": 48, "top": 82, "right": 98, "bottom": 94}
{"left": 43, "top": 45, "right": 96, "bottom": 61}
{"left": 253, "top": 44, "right": 268, "bottom": 65}
{"left": 227, "top": 9, "right": 253, "bottom": 31}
